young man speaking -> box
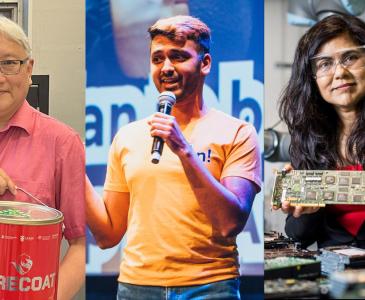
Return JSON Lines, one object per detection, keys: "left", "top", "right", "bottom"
{"left": 87, "top": 15, "right": 261, "bottom": 299}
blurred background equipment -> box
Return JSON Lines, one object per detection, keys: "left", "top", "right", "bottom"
{"left": 288, "top": 0, "right": 365, "bottom": 26}
{"left": 318, "top": 246, "right": 365, "bottom": 276}
{"left": 264, "top": 128, "right": 291, "bottom": 162}
{"left": 330, "top": 269, "right": 365, "bottom": 299}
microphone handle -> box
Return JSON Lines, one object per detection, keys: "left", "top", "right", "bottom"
{"left": 151, "top": 102, "right": 173, "bottom": 164}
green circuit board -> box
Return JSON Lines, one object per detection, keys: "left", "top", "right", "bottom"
{"left": 265, "top": 256, "right": 318, "bottom": 270}
{"left": 271, "top": 170, "right": 365, "bottom": 207}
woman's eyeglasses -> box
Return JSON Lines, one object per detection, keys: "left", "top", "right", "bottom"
{"left": 310, "top": 45, "right": 365, "bottom": 79}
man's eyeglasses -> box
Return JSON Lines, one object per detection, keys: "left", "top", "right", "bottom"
{"left": 310, "top": 45, "right": 365, "bottom": 79}
{"left": 0, "top": 58, "right": 29, "bottom": 75}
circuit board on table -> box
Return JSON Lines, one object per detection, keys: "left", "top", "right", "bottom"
{"left": 265, "top": 279, "right": 321, "bottom": 299}
{"left": 271, "top": 170, "right": 365, "bottom": 207}
{"left": 265, "top": 256, "right": 321, "bottom": 280}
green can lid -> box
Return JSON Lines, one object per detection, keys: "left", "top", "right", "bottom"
{"left": 0, "top": 201, "right": 63, "bottom": 225}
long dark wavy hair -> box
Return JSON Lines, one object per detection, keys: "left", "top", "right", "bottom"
{"left": 279, "top": 14, "right": 365, "bottom": 170}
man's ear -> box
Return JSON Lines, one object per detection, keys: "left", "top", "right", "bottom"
{"left": 200, "top": 53, "right": 211, "bottom": 76}
{"left": 27, "top": 58, "right": 34, "bottom": 73}
{"left": 27, "top": 59, "right": 34, "bottom": 86}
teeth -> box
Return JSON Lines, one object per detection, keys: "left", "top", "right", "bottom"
{"left": 162, "top": 79, "right": 177, "bottom": 83}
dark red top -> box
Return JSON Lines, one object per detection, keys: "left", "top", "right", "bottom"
{"left": 328, "top": 164, "right": 365, "bottom": 236}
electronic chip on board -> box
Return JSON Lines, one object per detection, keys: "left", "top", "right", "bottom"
{"left": 271, "top": 170, "right": 365, "bottom": 207}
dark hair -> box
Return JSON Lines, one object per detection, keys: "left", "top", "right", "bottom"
{"left": 148, "top": 15, "right": 211, "bottom": 56}
{"left": 278, "top": 14, "right": 365, "bottom": 169}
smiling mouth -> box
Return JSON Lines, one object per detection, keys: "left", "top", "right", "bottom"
{"left": 332, "top": 83, "right": 355, "bottom": 90}
{"left": 161, "top": 78, "right": 179, "bottom": 84}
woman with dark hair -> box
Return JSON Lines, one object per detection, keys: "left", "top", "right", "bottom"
{"left": 278, "top": 14, "right": 365, "bottom": 248}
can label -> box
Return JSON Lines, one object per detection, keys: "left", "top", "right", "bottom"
{"left": 0, "top": 222, "right": 62, "bottom": 300}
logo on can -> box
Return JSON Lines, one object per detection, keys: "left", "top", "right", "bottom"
{"left": 0, "top": 253, "right": 56, "bottom": 292}
{"left": 11, "top": 253, "right": 33, "bottom": 275}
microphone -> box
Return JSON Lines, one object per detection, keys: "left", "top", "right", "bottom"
{"left": 151, "top": 91, "right": 176, "bottom": 164}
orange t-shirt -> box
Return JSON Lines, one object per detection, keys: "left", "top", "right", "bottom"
{"left": 105, "top": 108, "right": 261, "bottom": 286}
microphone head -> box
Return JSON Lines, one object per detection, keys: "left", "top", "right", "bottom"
{"left": 158, "top": 91, "right": 176, "bottom": 105}
{"left": 151, "top": 151, "right": 161, "bottom": 164}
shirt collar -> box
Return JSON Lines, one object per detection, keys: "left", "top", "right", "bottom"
{"left": 0, "top": 100, "right": 34, "bottom": 135}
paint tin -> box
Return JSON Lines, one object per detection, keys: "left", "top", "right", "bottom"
{"left": 0, "top": 201, "right": 63, "bottom": 300}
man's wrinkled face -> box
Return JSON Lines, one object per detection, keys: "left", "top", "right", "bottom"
{"left": 150, "top": 35, "right": 210, "bottom": 103}
{"left": 0, "top": 35, "right": 33, "bottom": 124}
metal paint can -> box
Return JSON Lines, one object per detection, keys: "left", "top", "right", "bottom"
{"left": 0, "top": 201, "right": 63, "bottom": 300}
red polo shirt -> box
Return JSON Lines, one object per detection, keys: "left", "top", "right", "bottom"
{"left": 0, "top": 100, "right": 85, "bottom": 240}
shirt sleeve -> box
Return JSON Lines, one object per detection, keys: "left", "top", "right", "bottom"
{"left": 55, "top": 133, "right": 86, "bottom": 240}
{"left": 221, "top": 123, "right": 262, "bottom": 191}
{"left": 104, "top": 131, "right": 129, "bottom": 193}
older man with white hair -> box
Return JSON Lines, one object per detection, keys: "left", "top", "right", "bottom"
{"left": 0, "top": 16, "right": 85, "bottom": 300}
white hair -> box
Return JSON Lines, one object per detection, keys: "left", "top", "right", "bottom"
{"left": 0, "top": 17, "right": 31, "bottom": 57}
